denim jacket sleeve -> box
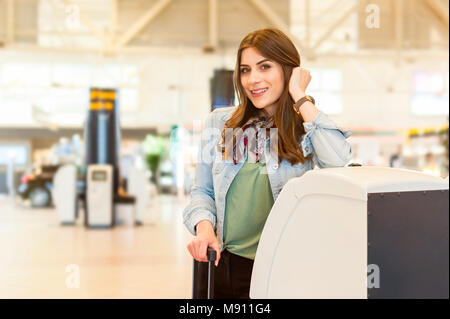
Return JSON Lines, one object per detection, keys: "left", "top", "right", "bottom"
{"left": 300, "top": 112, "right": 352, "bottom": 168}
{"left": 183, "top": 111, "right": 218, "bottom": 236}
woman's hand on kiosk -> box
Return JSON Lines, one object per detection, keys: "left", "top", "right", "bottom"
{"left": 187, "top": 220, "right": 221, "bottom": 266}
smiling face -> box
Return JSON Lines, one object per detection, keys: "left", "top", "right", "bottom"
{"left": 239, "top": 47, "right": 285, "bottom": 117}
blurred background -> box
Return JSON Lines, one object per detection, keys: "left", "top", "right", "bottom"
{"left": 0, "top": 0, "right": 448, "bottom": 298}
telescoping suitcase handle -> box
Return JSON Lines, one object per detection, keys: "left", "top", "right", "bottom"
{"left": 192, "top": 248, "right": 217, "bottom": 299}
{"left": 207, "top": 248, "right": 217, "bottom": 299}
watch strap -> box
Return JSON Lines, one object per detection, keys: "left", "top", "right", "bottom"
{"left": 293, "top": 95, "right": 315, "bottom": 115}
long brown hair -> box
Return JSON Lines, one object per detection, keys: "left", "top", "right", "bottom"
{"left": 219, "top": 28, "right": 309, "bottom": 165}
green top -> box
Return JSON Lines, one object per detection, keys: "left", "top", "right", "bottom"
{"left": 223, "top": 157, "right": 275, "bottom": 260}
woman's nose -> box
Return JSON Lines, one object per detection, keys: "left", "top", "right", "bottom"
{"left": 248, "top": 70, "right": 261, "bottom": 84}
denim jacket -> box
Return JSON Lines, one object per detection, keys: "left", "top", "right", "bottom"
{"left": 183, "top": 106, "right": 352, "bottom": 250}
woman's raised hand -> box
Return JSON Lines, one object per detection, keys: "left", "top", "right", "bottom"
{"left": 187, "top": 220, "right": 221, "bottom": 266}
{"left": 288, "top": 66, "right": 312, "bottom": 102}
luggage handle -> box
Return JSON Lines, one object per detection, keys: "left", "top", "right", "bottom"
{"left": 207, "top": 248, "right": 216, "bottom": 299}
{"left": 207, "top": 248, "right": 217, "bottom": 262}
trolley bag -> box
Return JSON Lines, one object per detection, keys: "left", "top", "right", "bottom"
{"left": 192, "top": 248, "right": 217, "bottom": 299}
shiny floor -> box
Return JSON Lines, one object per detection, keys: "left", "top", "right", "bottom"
{"left": 0, "top": 194, "right": 194, "bottom": 298}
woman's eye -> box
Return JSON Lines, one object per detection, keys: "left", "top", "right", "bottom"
{"left": 261, "top": 64, "right": 271, "bottom": 70}
{"left": 241, "top": 68, "right": 249, "bottom": 73}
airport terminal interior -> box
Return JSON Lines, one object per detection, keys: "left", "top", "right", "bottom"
{"left": 0, "top": 0, "right": 448, "bottom": 298}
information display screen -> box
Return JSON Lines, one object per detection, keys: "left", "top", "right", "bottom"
{"left": 92, "top": 170, "right": 107, "bottom": 181}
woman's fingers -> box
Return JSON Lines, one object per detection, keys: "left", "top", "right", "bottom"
{"left": 198, "top": 240, "right": 209, "bottom": 262}
{"left": 187, "top": 237, "right": 221, "bottom": 264}
{"left": 211, "top": 242, "right": 221, "bottom": 267}
{"left": 187, "top": 241, "right": 196, "bottom": 260}
{"left": 190, "top": 239, "right": 199, "bottom": 261}
{"left": 188, "top": 238, "right": 208, "bottom": 262}
{"left": 290, "top": 67, "right": 311, "bottom": 93}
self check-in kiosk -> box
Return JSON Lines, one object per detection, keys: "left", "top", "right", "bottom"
{"left": 52, "top": 164, "right": 77, "bottom": 225}
{"left": 86, "top": 164, "right": 114, "bottom": 228}
{"left": 250, "top": 167, "right": 449, "bottom": 299}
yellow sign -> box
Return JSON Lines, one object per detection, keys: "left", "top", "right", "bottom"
{"left": 90, "top": 101, "right": 114, "bottom": 111}
{"left": 90, "top": 90, "right": 116, "bottom": 100}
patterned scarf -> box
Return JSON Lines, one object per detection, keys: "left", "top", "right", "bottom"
{"left": 220, "top": 115, "right": 276, "bottom": 164}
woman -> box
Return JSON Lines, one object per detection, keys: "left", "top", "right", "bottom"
{"left": 184, "top": 28, "right": 352, "bottom": 299}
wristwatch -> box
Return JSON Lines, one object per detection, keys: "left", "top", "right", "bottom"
{"left": 293, "top": 95, "right": 315, "bottom": 115}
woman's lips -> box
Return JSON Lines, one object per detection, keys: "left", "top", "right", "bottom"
{"left": 250, "top": 87, "right": 268, "bottom": 97}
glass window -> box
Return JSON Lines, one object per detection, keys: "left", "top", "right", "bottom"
{"left": 52, "top": 63, "right": 92, "bottom": 87}
{"left": 411, "top": 71, "right": 449, "bottom": 116}
{"left": 0, "top": 145, "right": 29, "bottom": 166}
{"left": 120, "top": 88, "right": 139, "bottom": 112}
{"left": 0, "top": 62, "right": 140, "bottom": 126}
{"left": 1, "top": 63, "right": 51, "bottom": 87}
{"left": 309, "top": 68, "right": 343, "bottom": 114}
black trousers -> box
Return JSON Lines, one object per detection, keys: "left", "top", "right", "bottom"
{"left": 192, "top": 250, "right": 254, "bottom": 299}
